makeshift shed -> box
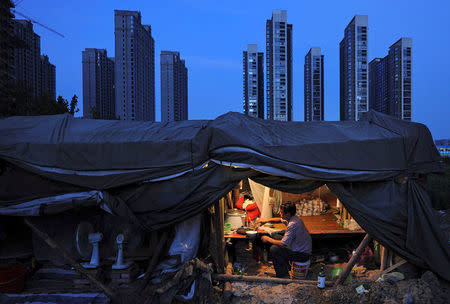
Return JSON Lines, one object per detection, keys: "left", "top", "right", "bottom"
{"left": 0, "top": 110, "right": 448, "bottom": 281}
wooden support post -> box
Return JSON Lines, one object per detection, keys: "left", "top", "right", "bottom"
{"left": 223, "top": 263, "right": 233, "bottom": 300}
{"left": 227, "top": 191, "right": 233, "bottom": 210}
{"left": 380, "top": 245, "right": 389, "bottom": 271}
{"left": 24, "top": 218, "right": 119, "bottom": 302}
{"left": 210, "top": 199, "right": 226, "bottom": 274}
{"left": 233, "top": 188, "right": 240, "bottom": 205}
{"left": 141, "top": 230, "right": 169, "bottom": 288}
{"left": 216, "top": 198, "right": 225, "bottom": 274}
{"left": 388, "top": 249, "right": 394, "bottom": 268}
{"left": 334, "top": 233, "right": 372, "bottom": 286}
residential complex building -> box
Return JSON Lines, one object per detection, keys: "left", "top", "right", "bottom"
{"left": 266, "top": 10, "right": 292, "bottom": 121}
{"left": 369, "top": 57, "right": 388, "bottom": 114}
{"left": 243, "top": 44, "right": 264, "bottom": 119}
{"left": 39, "top": 55, "right": 56, "bottom": 99}
{"left": 160, "top": 51, "right": 188, "bottom": 122}
{"left": 82, "top": 48, "right": 115, "bottom": 119}
{"left": 369, "top": 38, "right": 412, "bottom": 120}
{"left": 339, "top": 15, "right": 368, "bottom": 121}
{"left": 0, "top": 0, "right": 16, "bottom": 97}
{"left": 387, "top": 38, "right": 412, "bottom": 120}
{"left": 114, "top": 10, "right": 155, "bottom": 121}
{"left": 13, "top": 20, "right": 41, "bottom": 99}
{"left": 12, "top": 20, "right": 56, "bottom": 100}
{"left": 304, "top": 47, "right": 324, "bottom": 121}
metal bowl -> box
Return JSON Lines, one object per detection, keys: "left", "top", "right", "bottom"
{"left": 246, "top": 230, "right": 257, "bottom": 239}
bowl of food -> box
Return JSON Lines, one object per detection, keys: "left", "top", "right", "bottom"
{"left": 246, "top": 230, "right": 257, "bottom": 239}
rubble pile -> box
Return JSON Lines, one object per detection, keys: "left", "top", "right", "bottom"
{"left": 218, "top": 271, "right": 450, "bottom": 304}
{"left": 136, "top": 258, "right": 214, "bottom": 304}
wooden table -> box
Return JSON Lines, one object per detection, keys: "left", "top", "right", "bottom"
{"left": 224, "top": 213, "right": 364, "bottom": 239}
{"left": 301, "top": 213, "right": 365, "bottom": 236}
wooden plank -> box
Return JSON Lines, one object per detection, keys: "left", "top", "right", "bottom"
{"left": 224, "top": 233, "right": 247, "bottom": 239}
{"left": 212, "top": 274, "right": 333, "bottom": 287}
{"left": 334, "top": 233, "right": 372, "bottom": 286}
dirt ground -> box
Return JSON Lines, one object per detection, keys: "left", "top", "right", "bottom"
{"left": 214, "top": 271, "right": 450, "bottom": 304}
{"left": 217, "top": 208, "right": 450, "bottom": 304}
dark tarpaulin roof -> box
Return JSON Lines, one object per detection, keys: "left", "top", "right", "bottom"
{"left": 0, "top": 110, "right": 448, "bottom": 280}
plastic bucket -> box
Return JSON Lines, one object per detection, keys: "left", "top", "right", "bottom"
{"left": 0, "top": 264, "right": 27, "bottom": 293}
{"left": 291, "top": 260, "right": 310, "bottom": 279}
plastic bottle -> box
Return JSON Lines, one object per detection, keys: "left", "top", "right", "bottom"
{"left": 318, "top": 266, "right": 326, "bottom": 289}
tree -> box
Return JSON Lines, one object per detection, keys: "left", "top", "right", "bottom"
{"left": 69, "top": 94, "right": 79, "bottom": 116}
{"left": 0, "top": 83, "right": 79, "bottom": 117}
{"left": 35, "top": 93, "right": 67, "bottom": 115}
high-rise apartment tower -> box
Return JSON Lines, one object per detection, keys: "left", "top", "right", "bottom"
{"left": 369, "top": 38, "right": 412, "bottom": 120}
{"left": 39, "top": 55, "right": 56, "bottom": 99}
{"left": 114, "top": 10, "right": 155, "bottom": 121}
{"left": 304, "top": 47, "right": 324, "bottom": 121}
{"left": 160, "top": 51, "right": 188, "bottom": 122}
{"left": 339, "top": 15, "right": 368, "bottom": 121}
{"left": 12, "top": 20, "right": 55, "bottom": 100}
{"left": 266, "top": 10, "right": 292, "bottom": 121}
{"left": 243, "top": 44, "right": 264, "bottom": 119}
{"left": 13, "top": 20, "right": 41, "bottom": 99}
{"left": 82, "top": 48, "right": 115, "bottom": 119}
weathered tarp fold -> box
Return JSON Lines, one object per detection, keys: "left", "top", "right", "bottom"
{"left": 327, "top": 180, "right": 450, "bottom": 281}
{"left": 0, "top": 110, "right": 448, "bottom": 280}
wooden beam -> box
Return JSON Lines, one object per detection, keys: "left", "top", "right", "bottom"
{"left": 24, "top": 218, "right": 119, "bottom": 302}
{"left": 334, "top": 233, "right": 372, "bottom": 286}
{"left": 375, "top": 259, "right": 407, "bottom": 281}
{"left": 212, "top": 274, "right": 333, "bottom": 287}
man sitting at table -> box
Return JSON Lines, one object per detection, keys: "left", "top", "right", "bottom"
{"left": 256, "top": 201, "right": 312, "bottom": 278}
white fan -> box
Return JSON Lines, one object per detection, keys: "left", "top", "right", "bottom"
{"left": 75, "top": 221, "right": 102, "bottom": 269}
{"left": 112, "top": 233, "right": 132, "bottom": 269}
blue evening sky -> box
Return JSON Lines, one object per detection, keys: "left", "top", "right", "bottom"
{"left": 15, "top": 0, "right": 449, "bottom": 139}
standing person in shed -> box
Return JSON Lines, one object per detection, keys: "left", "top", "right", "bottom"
{"left": 257, "top": 201, "right": 312, "bottom": 278}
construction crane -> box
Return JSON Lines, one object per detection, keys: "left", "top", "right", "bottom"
{"left": 12, "top": 9, "right": 65, "bottom": 38}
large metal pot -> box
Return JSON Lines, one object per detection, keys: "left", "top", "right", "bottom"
{"left": 225, "top": 209, "right": 246, "bottom": 230}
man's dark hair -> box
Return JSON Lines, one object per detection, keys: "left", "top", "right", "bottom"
{"left": 281, "top": 201, "right": 296, "bottom": 216}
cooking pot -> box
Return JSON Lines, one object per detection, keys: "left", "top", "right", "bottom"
{"left": 225, "top": 209, "right": 246, "bottom": 230}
